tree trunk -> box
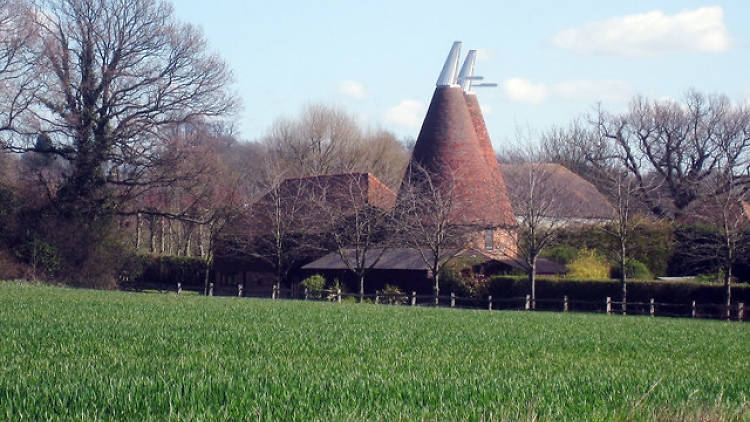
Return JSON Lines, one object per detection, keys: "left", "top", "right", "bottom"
{"left": 160, "top": 217, "right": 166, "bottom": 254}
{"left": 203, "top": 253, "right": 212, "bottom": 296}
{"left": 725, "top": 268, "right": 732, "bottom": 321}
{"left": 359, "top": 274, "right": 365, "bottom": 303}
{"left": 621, "top": 272, "right": 627, "bottom": 315}
{"left": 620, "top": 243, "right": 627, "bottom": 315}
{"left": 149, "top": 216, "right": 155, "bottom": 254}
{"left": 135, "top": 213, "right": 142, "bottom": 251}
{"left": 434, "top": 272, "right": 440, "bottom": 305}
{"left": 530, "top": 257, "right": 537, "bottom": 310}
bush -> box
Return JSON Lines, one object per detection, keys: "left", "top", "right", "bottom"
{"left": 610, "top": 259, "right": 653, "bottom": 280}
{"left": 300, "top": 274, "right": 326, "bottom": 292}
{"left": 300, "top": 274, "right": 326, "bottom": 299}
{"left": 553, "top": 222, "right": 673, "bottom": 276}
{"left": 566, "top": 248, "right": 609, "bottom": 279}
{"left": 380, "top": 284, "right": 406, "bottom": 305}
{"left": 542, "top": 246, "right": 578, "bottom": 265}
{"left": 438, "top": 257, "right": 488, "bottom": 298}
{"left": 119, "top": 254, "right": 206, "bottom": 288}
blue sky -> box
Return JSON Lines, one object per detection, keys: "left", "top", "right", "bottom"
{"left": 174, "top": 1, "right": 750, "bottom": 149}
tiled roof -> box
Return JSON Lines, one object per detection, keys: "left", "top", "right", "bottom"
{"left": 302, "top": 248, "right": 492, "bottom": 271}
{"left": 498, "top": 163, "right": 614, "bottom": 219}
{"left": 397, "top": 86, "right": 516, "bottom": 228}
{"left": 277, "top": 173, "right": 396, "bottom": 211}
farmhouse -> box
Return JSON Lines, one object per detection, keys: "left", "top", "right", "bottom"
{"left": 220, "top": 42, "right": 610, "bottom": 291}
{"left": 499, "top": 162, "right": 613, "bottom": 225}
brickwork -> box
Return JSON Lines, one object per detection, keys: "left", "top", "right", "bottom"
{"left": 398, "top": 86, "right": 516, "bottom": 228}
{"left": 464, "top": 92, "right": 515, "bottom": 227}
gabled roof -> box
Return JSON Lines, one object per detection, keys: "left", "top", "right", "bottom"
{"left": 273, "top": 172, "right": 396, "bottom": 211}
{"left": 498, "top": 163, "right": 614, "bottom": 220}
{"left": 302, "top": 248, "right": 494, "bottom": 271}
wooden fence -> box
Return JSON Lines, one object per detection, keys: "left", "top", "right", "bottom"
{"left": 119, "top": 282, "right": 746, "bottom": 322}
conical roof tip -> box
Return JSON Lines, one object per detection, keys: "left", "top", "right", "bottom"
{"left": 436, "top": 41, "right": 462, "bottom": 87}
{"left": 457, "top": 50, "right": 477, "bottom": 92}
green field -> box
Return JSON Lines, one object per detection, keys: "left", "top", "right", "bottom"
{"left": 1, "top": 282, "right": 748, "bottom": 421}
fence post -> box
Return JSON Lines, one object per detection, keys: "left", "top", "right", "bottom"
{"left": 375, "top": 291, "right": 380, "bottom": 304}
{"left": 563, "top": 295, "right": 569, "bottom": 312}
{"left": 606, "top": 297, "right": 611, "bottom": 314}
{"left": 238, "top": 284, "right": 243, "bottom": 297}
{"left": 525, "top": 295, "right": 531, "bottom": 310}
{"left": 739, "top": 303, "right": 744, "bottom": 322}
{"left": 177, "top": 282, "right": 182, "bottom": 295}
{"left": 209, "top": 282, "right": 214, "bottom": 297}
{"left": 304, "top": 288, "right": 309, "bottom": 301}
{"left": 649, "top": 298, "right": 655, "bottom": 316}
{"left": 450, "top": 292, "right": 455, "bottom": 308}
{"left": 692, "top": 300, "right": 696, "bottom": 318}
{"left": 411, "top": 291, "right": 416, "bottom": 306}
{"left": 337, "top": 288, "right": 342, "bottom": 303}
{"left": 488, "top": 295, "right": 493, "bottom": 311}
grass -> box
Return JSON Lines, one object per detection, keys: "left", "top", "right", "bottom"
{"left": 0, "top": 281, "right": 748, "bottom": 421}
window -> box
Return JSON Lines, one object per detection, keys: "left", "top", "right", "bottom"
{"left": 484, "top": 229, "right": 494, "bottom": 250}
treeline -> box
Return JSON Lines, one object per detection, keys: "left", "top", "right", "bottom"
{"left": 505, "top": 90, "right": 750, "bottom": 318}
{"left": 0, "top": 0, "right": 409, "bottom": 287}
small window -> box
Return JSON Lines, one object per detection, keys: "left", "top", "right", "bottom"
{"left": 484, "top": 229, "right": 494, "bottom": 250}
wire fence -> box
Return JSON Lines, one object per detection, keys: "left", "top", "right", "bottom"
{"left": 119, "top": 281, "right": 747, "bottom": 322}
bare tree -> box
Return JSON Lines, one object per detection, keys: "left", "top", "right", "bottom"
{"left": 598, "top": 172, "right": 648, "bottom": 314}
{"left": 685, "top": 121, "right": 750, "bottom": 319}
{"left": 0, "top": 0, "right": 36, "bottom": 135}
{"left": 264, "top": 104, "right": 363, "bottom": 177}
{"left": 262, "top": 104, "right": 409, "bottom": 190}
{"left": 596, "top": 91, "right": 750, "bottom": 219}
{"left": 394, "top": 162, "right": 471, "bottom": 304}
{"left": 501, "top": 152, "right": 570, "bottom": 310}
{"left": 231, "top": 161, "right": 324, "bottom": 290}
{"left": 313, "top": 173, "right": 393, "bottom": 302}
{"left": 1, "top": 0, "right": 236, "bottom": 216}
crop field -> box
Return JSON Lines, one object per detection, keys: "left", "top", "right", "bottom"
{"left": 0, "top": 282, "right": 748, "bottom": 421}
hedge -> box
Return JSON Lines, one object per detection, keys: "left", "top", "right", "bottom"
{"left": 488, "top": 276, "right": 750, "bottom": 305}
{"left": 119, "top": 255, "right": 206, "bottom": 288}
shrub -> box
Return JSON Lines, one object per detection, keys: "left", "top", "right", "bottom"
{"left": 300, "top": 274, "right": 326, "bottom": 292}
{"left": 542, "top": 246, "right": 578, "bottom": 265}
{"left": 610, "top": 258, "right": 654, "bottom": 280}
{"left": 439, "top": 256, "right": 488, "bottom": 298}
{"left": 566, "top": 248, "right": 609, "bottom": 279}
{"left": 380, "top": 284, "right": 406, "bottom": 305}
{"left": 119, "top": 254, "right": 206, "bottom": 288}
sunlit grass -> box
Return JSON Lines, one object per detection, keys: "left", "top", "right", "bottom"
{"left": 0, "top": 281, "right": 748, "bottom": 421}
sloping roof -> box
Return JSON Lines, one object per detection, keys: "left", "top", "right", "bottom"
{"left": 397, "top": 86, "right": 515, "bottom": 228}
{"left": 676, "top": 196, "right": 750, "bottom": 227}
{"left": 464, "top": 92, "right": 515, "bottom": 225}
{"left": 270, "top": 172, "right": 396, "bottom": 212}
{"left": 498, "top": 163, "right": 613, "bottom": 220}
{"left": 302, "top": 248, "right": 493, "bottom": 271}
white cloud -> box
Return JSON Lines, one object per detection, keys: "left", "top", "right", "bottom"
{"left": 383, "top": 100, "right": 425, "bottom": 129}
{"left": 502, "top": 78, "right": 633, "bottom": 104}
{"left": 552, "top": 80, "right": 634, "bottom": 102}
{"left": 475, "top": 48, "right": 496, "bottom": 62}
{"left": 553, "top": 6, "right": 730, "bottom": 56}
{"left": 502, "top": 78, "right": 549, "bottom": 104}
{"left": 338, "top": 80, "right": 366, "bottom": 99}
{"left": 480, "top": 104, "right": 493, "bottom": 116}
